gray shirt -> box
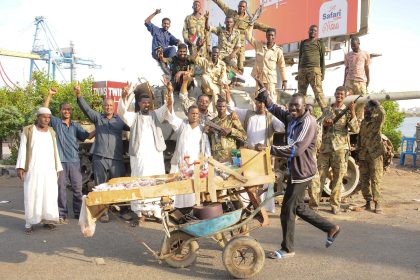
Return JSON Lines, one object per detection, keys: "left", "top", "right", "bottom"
{"left": 77, "top": 97, "right": 129, "bottom": 160}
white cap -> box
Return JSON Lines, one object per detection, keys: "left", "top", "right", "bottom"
{"left": 37, "top": 107, "right": 52, "bottom": 116}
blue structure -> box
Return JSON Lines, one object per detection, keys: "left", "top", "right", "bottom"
{"left": 399, "top": 137, "right": 417, "bottom": 167}
{"left": 30, "top": 16, "right": 101, "bottom": 81}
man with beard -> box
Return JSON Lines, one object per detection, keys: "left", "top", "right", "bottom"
{"left": 255, "top": 88, "right": 340, "bottom": 259}
{"left": 145, "top": 9, "right": 180, "bottom": 60}
{"left": 16, "top": 107, "right": 63, "bottom": 234}
{"left": 118, "top": 83, "right": 170, "bottom": 225}
{"left": 43, "top": 88, "right": 95, "bottom": 224}
{"left": 158, "top": 43, "right": 194, "bottom": 94}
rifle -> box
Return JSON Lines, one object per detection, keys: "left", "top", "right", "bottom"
{"left": 331, "top": 95, "right": 362, "bottom": 124}
{"left": 205, "top": 120, "right": 224, "bottom": 132}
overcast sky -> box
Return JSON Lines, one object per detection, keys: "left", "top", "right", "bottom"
{"left": 0, "top": 0, "right": 419, "bottom": 108}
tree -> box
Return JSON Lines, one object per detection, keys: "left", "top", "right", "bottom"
{"left": 381, "top": 100, "right": 405, "bottom": 151}
{"left": 0, "top": 71, "right": 103, "bottom": 163}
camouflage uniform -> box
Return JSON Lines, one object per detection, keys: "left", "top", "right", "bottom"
{"left": 209, "top": 26, "right": 241, "bottom": 69}
{"left": 183, "top": 13, "right": 208, "bottom": 57}
{"left": 318, "top": 105, "right": 359, "bottom": 211}
{"left": 212, "top": 0, "right": 270, "bottom": 72}
{"left": 308, "top": 123, "right": 322, "bottom": 209}
{"left": 166, "top": 56, "right": 195, "bottom": 93}
{"left": 209, "top": 115, "right": 247, "bottom": 162}
{"left": 298, "top": 39, "right": 327, "bottom": 110}
{"left": 358, "top": 105, "right": 385, "bottom": 203}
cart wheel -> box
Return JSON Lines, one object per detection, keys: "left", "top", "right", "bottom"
{"left": 162, "top": 230, "right": 199, "bottom": 268}
{"left": 222, "top": 236, "right": 265, "bottom": 279}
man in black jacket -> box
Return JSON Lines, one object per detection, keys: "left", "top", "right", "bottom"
{"left": 256, "top": 88, "right": 340, "bottom": 259}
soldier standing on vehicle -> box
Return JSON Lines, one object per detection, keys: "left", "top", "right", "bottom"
{"left": 358, "top": 100, "right": 385, "bottom": 214}
{"left": 183, "top": 0, "right": 208, "bottom": 57}
{"left": 298, "top": 25, "right": 328, "bottom": 112}
{"left": 344, "top": 36, "right": 370, "bottom": 122}
{"left": 212, "top": 0, "right": 270, "bottom": 74}
{"left": 206, "top": 15, "right": 241, "bottom": 71}
{"left": 255, "top": 89, "right": 340, "bottom": 259}
{"left": 245, "top": 24, "right": 287, "bottom": 103}
{"left": 75, "top": 84, "right": 129, "bottom": 222}
{"left": 318, "top": 86, "right": 359, "bottom": 215}
{"left": 43, "top": 88, "right": 95, "bottom": 224}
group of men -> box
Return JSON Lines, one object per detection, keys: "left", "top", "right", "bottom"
{"left": 16, "top": 0, "right": 385, "bottom": 262}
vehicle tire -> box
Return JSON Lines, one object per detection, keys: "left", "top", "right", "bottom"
{"left": 161, "top": 230, "right": 199, "bottom": 268}
{"left": 222, "top": 236, "right": 265, "bottom": 279}
{"left": 323, "top": 156, "right": 360, "bottom": 197}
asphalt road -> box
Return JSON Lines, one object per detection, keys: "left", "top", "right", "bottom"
{"left": 1, "top": 176, "right": 420, "bottom": 280}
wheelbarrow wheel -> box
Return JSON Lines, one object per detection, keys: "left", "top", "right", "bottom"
{"left": 161, "top": 230, "right": 199, "bottom": 268}
{"left": 222, "top": 236, "right": 265, "bottom": 279}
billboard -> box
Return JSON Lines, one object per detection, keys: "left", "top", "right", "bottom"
{"left": 201, "top": 0, "right": 362, "bottom": 45}
{"left": 92, "top": 81, "right": 128, "bottom": 113}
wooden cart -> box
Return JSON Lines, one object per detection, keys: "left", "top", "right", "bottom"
{"left": 81, "top": 148, "right": 278, "bottom": 279}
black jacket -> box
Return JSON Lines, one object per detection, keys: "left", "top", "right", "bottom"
{"left": 267, "top": 105, "right": 317, "bottom": 183}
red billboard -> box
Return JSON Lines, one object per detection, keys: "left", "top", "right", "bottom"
{"left": 202, "top": 0, "right": 361, "bottom": 45}
{"left": 92, "top": 81, "right": 128, "bottom": 113}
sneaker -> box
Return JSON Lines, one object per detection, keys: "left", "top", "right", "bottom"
{"left": 99, "top": 213, "right": 110, "bottom": 223}
{"left": 267, "top": 249, "right": 295, "bottom": 259}
{"left": 59, "top": 217, "right": 69, "bottom": 225}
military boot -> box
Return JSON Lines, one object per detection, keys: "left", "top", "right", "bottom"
{"left": 364, "top": 201, "right": 372, "bottom": 211}
{"left": 374, "top": 202, "right": 383, "bottom": 214}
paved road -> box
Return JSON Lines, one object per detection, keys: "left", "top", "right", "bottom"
{"left": 1, "top": 177, "right": 419, "bottom": 280}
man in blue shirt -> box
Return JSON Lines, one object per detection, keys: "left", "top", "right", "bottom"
{"left": 44, "top": 88, "right": 95, "bottom": 224}
{"left": 145, "top": 8, "right": 180, "bottom": 60}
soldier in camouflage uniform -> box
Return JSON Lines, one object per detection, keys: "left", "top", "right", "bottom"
{"left": 358, "top": 100, "right": 385, "bottom": 214}
{"left": 183, "top": 1, "right": 208, "bottom": 57}
{"left": 298, "top": 25, "right": 327, "bottom": 111}
{"left": 212, "top": 0, "right": 270, "bottom": 73}
{"left": 318, "top": 86, "right": 359, "bottom": 214}
{"left": 158, "top": 44, "right": 194, "bottom": 94}
{"left": 206, "top": 98, "right": 247, "bottom": 162}
{"left": 207, "top": 16, "right": 242, "bottom": 70}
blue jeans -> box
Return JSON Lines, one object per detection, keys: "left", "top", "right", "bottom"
{"left": 58, "top": 162, "right": 83, "bottom": 218}
{"left": 151, "top": 46, "right": 177, "bottom": 60}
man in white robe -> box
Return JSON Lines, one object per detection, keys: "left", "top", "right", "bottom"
{"left": 227, "top": 88, "right": 285, "bottom": 213}
{"left": 16, "top": 107, "right": 63, "bottom": 234}
{"left": 118, "top": 84, "right": 169, "bottom": 225}
{"left": 166, "top": 85, "right": 211, "bottom": 209}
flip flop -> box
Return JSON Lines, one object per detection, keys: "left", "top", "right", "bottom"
{"left": 267, "top": 249, "right": 295, "bottom": 260}
{"left": 326, "top": 226, "right": 341, "bottom": 248}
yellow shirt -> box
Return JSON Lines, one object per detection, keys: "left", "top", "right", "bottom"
{"left": 246, "top": 27, "right": 286, "bottom": 84}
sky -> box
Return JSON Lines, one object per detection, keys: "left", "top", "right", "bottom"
{"left": 0, "top": 0, "right": 420, "bottom": 108}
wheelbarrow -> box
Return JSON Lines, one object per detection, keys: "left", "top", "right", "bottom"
{"left": 151, "top": 190, "right": 282, "bottom": 279}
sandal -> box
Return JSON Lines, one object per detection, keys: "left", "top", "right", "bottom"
{"left": 130, "top": 216, "right": 145, "bottom": 227}
{"left": 326, "top": 225, "right": 341, "bottom": 248}
{"left": 43, "top": 224, "right": 57, "bottom": 231}
{"left": 267, "top": 249, "right": 295, "bottom": 259}
{"left": 24, "top": 226, "right": 33, "bottom": 235}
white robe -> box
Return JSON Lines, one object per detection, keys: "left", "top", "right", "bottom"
{"left": 118, "top": 98, "right": 167, "bottom": 218}
{"left": 16, "top": 126, "right": 62, "bottom": 227}
{"left": 167, "top": 113, "right": 211, "bottom": 208}
{"left": 228, "top": 102, "right": 285, "bottom": 213}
